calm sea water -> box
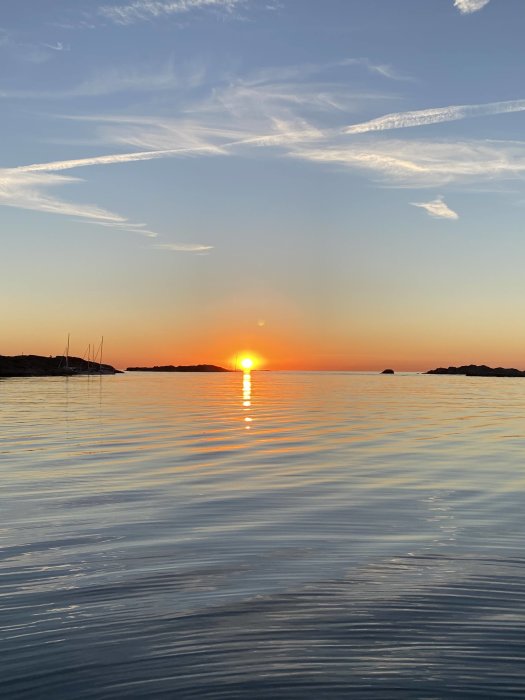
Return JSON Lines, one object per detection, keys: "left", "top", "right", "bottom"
{"left": 2, "top": 371, "right": 525, "bottom": 698}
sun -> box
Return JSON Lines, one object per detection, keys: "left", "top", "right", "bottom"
{"left": 240, "top": 357, "right": 254, "bottom": 371}
{"left": 230, "top": 351, "right": 264, "bottom": 371}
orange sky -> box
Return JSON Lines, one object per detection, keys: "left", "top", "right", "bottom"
{"left": 4, "top": 0, "right": 525, "bottom": 373}
{"left": 4, "top": 299, "right": 525, "bottom": 371}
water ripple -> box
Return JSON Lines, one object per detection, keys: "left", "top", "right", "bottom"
{"left": 2, "top": 372, "right": 525, "bottom": 697}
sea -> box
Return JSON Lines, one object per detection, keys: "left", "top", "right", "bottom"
{"left": 2, "top": 371, "right": 525, "bottom": 699}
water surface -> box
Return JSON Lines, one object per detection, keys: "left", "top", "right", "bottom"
{"left": 2, "top": 371, "right": 525, "bottom": 698}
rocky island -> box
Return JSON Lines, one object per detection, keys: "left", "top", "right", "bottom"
{"left": 127, "top": 364, "right": 229, "bottom": 372}
{"left": 0, "top": 354, "right": 121, "bottom": 377}
{"left": 427, "top": 364, "right": 525, "bottom": 377}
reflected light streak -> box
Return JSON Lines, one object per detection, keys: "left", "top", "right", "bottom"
{"left": 242, "top": 370, "right": 252, "bottom": 429}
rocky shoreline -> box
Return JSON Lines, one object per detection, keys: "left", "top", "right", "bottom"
{"left": 427, "top": 364, "right": 525, "bottom": 377}
{"left": 0, "top": 354, "right": 121, "bottom": 377}
{"left": 127, "top": 364, "right": 229, "bottom": 372}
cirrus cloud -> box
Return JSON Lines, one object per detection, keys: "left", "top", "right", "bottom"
{"left": 98, "top": 0, "right": 243, "bottom": 25}
{"left": 0, "top": 146, "right": 218, "bottom": 250}
{"left": 344, "top": 98, "right": 525, "bottom": 135}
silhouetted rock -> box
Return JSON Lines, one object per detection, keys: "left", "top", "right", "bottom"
{"left": 127, "top": 364, "right": 229, "bottom": 372}
{"left": 0, "top": 355, "right": 121, "bottom": 377}
{"left": 427, "top": 364, "right": 525, "bottom": 377}
{"left": 381, "top": 369, "right": 395, "bottom": 374}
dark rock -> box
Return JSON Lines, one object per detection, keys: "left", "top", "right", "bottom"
{"left": 427, "top": 364, "right": 525, "bottom": 378}
{"left": 0, "top": 354, "right": 121, "bottom": 377}
{"left": 127, "top": 364, "right": 229, "bottom": 372}
{"left": 381, "top": 369, "right": 395, "bottom": 374}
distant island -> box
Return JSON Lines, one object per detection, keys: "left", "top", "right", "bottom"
{"left": 427, "top": 364, "right": 525, "bottom": 377}
{"left": 0, "top": 354, "right": 120, "bottom": 377}
{"left": 127, "top": 364, "right": 229, "bottom": 372}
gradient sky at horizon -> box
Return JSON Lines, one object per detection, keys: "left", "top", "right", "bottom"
{"left": 2, "top": 0, "right": 525, "bottom": 370}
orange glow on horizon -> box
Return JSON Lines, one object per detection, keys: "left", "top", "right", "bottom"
{"left": 11, "top": 309, "right": 525, "bottom": 373}
{"left": 227, "top": 351, "right": 265, "bottom": 371}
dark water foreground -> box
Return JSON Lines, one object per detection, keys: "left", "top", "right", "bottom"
{"left": 2, "top": 372, "right": 525, "bottom": 698}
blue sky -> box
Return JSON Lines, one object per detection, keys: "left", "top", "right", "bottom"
{"left": 3, "top": 0, "right": 525, "bottom": 369}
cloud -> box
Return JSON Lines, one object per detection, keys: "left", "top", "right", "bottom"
{"left": 0, "top": 56, "right": 400, "bottom": 102}
{"left": 72, "top": 61, "right": 203, "bottom": 96}
{"left": 411, "top": 196, "right": 458, "bottom": 220}
{"left": 290, "top": 138, "right": 525, "bottom": 188}
{"left": 0, "top": 169, "right": 128, "bottom": 222}
{"left": 76, "top": 114, "right": 244, "bottom": 151}
{"left": 0, "top": 57, "right": 400, "bottom": 250}
{"left": 153, "top": 242, "right": 214, "bottom": 251}
{"left": 0, "top": 60, "right": 207, "bottom": 100}
{"left": 43, "top": 42, "right": 71, "bottom": 51}
{"left": 14, "top": 143, "right": 222, "bottom": 175}
{"left": 98, "top": 0, "right": 243, "bottom": 25}
{"left": 344, "top": 98, "right": 525, "bottom": 134}
{"left": 5, "top": 134, "right": 519, "bottom": 237}
{"left": 81, "top": 221, "right": 159, "bottom": 237}
{"left": 44, "top": 58, "right": 525, "bottom": 195}
{"left": 0, "top": 29, "right": 54, "bottom": 64}
{"left": 7, "top": 55, "right": 524, "bottom": 243}
{"left": 236, "top": 57, "right": 410, "bottom": 94}
{"left": 350, "top": 58, "right": 413, "bottom": 82}
{"left": 454, "top": 0, "right": 491, "bottom": 14}
{"left": 0, "top": 148, "right": 215, "bottom": 250}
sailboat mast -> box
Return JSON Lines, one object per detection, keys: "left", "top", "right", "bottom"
{"left": 66, "top": 333, "right": 70, "bottom": 370}
{"left": 100, "top": 336, "right": 104, "bottom": 373}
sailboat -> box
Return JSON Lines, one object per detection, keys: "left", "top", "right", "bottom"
{"left": 57, "top": 335, "right": 106, "bottom": 375}
{"left": 57, "top": 334, "right": 76, "bottom": 375}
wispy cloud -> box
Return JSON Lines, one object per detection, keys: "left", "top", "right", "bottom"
{"left": 65, "top": 112, "right": 245, "bottom": 151}
{"left": 13, "top": 143, "right": 222, "bottom": 174}
{"left": 77, "top": 112, "right": 325, "bottom": 153}
{"left": 98, "top": 0, "right": 243, "bottom": 25}
{"left": 344, "top": 98, "right": 525, "bottom": 134}
{"left": 0, "top": 170, "right": 128, "bottom": 223}
{"left": 454, "top": 0, "right": 491, "bottom": 14}
{"left": 1, "top": 147, "right": 216, "bottom": 250}
{"left": 411, "top": 196, "right": 458, "bottom": 220}
{"left": 0, "top": 56, "right": 401, "bottom": 102}
{"left": 153, "top": 242, "right": 214, "bottom": 252}
{"left": 6, "top": 53, "right": 523, "bottom": 241}
{"left": 45, "top": 56, "right": 525, "bottom": 195}
{"left": 53, "top": 57, "right": 388, "bottom": 153}
{"left": 0, "top": 28, "right": 55, "bottom": 64}
{"left": 356, "top": 59, "right": 414, "bottom": 82}
{"left": 43, "top": 42, "right": 70, "bottom": 52}
{"left": 73, "top": 60, "right": 204, "bottom": 96}
{"left": 235, "top": 57, "right": 411, "bottom": 92}
{"left": 0, "top": 60, "right": 205, "bottom": 99}
{"left": 65, "top": 114, "right": 525, "bottom": 195}
{"left": 290, "top": 139, "right": 525, "bottom": 188}
{"left": 82, "top": 221, "right": 159, "bottom": 237}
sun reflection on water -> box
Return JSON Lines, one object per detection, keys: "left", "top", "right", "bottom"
{"left": 242, "top": 370, "right": 252, "bottom": 429}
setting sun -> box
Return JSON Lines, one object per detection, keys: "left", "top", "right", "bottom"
{"left": 240, "top": 357, "right": 254, "bottom": 370}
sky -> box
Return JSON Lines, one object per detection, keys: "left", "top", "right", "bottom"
{"left": 2, "top": 0, "right": 525, "bottom": 370}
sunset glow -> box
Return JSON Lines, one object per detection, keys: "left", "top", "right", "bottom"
{"left": 3, "top": 0, "right": 525, "bottom": 374}
{"left": 5, "top": 2, "right": 525, "bottom": 696}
